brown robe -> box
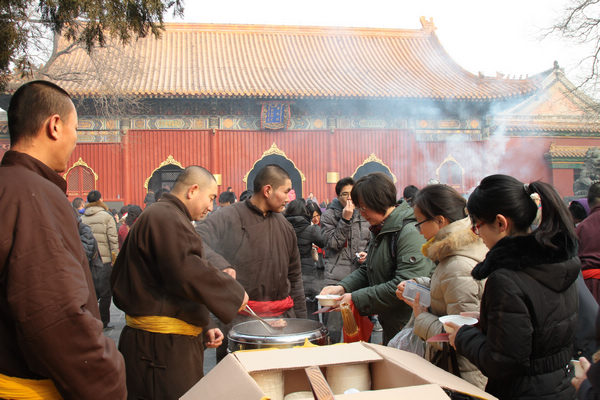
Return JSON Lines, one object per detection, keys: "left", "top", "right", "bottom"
{"left": 0, "top": 151, "right": 126, "bottom": 399}
{"left": 196, "top": 200, "right": 306, "bottom": 318}
{"left": 111, "top": 193, "right": 245, "bottom": 400}
{"left": 195, "top": 200, "right": 306, "bottom": 358}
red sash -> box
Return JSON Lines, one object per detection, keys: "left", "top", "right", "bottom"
{"left": 583, "top": 269, "right": 600, "bottom": 280}
{"left": 238, "top": 296, "right": 294, "bottom": 317}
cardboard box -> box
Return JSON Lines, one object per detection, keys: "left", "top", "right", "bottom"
{"left": 181, "top": 342, "right": 497, "bottom": 400}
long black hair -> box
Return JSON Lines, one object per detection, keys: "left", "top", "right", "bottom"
{"left": 305, "top": 200, "right": 322, "bottom": 217}
{"left": 467, "top": 174, "right": 576, "bottom": 250}
{"left": 285, "top": 199, "right": 310, "bottom": 220}
{"left": 414, "top": 184, "right": 467, "bottom": 223}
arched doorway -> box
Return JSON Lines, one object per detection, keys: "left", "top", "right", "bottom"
{"left": 436, "top": 155, "right": 464, "bottom": 192}
{"left": 243, "top": 143, "right": 305, "bottom": 198}
{"left": 64, "top": 157, "right": 98, "bottom": 199}
{"left": 144, "top": 155, "right": 184, "bottom": 194}
{"left": 352, "top": 154, "right": 397, "bottom": 183}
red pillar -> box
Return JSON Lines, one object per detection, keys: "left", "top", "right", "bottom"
{"left": 121, "top": 129, "right": 132, "bottom": 205}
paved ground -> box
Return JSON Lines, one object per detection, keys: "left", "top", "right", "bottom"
{"left": 104, "top": 301, "right": 383, "bottom": 376}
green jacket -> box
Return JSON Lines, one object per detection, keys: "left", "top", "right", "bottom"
{"left": 339, "top": 201, "right": 436, "bottom": 343}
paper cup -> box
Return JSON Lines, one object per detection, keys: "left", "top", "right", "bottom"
{"left": 316, "top": 294, "right": 342, "bottom": 307}
{"left": 250, "top": 370, "right": 284, "bottom": 400}
{"left": 438, "top": 315, "right": 478, "bottom": 334}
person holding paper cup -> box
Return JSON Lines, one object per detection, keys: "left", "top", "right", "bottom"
{"left": 447, "top": 175, "right": 579, "bottom": 400}
{"left": 396, "top": 184, "right": 487, "bottom": 388}
{"left": 320, "top": 173, "right": 435, "bottom": 344}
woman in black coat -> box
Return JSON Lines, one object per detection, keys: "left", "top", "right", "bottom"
{"left": 285, "top": 199, "right": 325, "bottom": 318}
{"left": 448, "top": 174, "right": 579, "bottom": 400}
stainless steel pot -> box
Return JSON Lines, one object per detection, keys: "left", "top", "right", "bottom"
{"left": 228, "top": 318, "right": 329, "bottom": 352}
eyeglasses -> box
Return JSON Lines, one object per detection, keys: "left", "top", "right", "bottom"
{"left": 339, "top": 192, "right": 351, "bottom": 198}
{"left": 414, "top": 219, "right": 431, "bottom": 231}
{"left": 471, "top": 222, "right": 484, "bottom": 235}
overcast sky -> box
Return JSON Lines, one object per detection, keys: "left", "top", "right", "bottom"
{"left": 168, "top": 0, "right": 594, "bottom": 90}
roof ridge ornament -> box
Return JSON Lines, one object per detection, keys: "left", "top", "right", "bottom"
{"left": 419, "top": 16, "right": 436, "bottom": 33}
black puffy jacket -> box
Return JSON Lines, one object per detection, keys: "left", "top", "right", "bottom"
{"left": 76, "top": 212, "right": 97, "bottom": 263}
{"left": 285, "top": 215, "right": 325, "bottom": 297}
{"left": 455, "top": 233, "right": 579, "bottom": 400}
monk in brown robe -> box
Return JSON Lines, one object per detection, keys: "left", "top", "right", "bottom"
{"left": 0, "top": 81, "right": 126, "bottom": 399}
{"left": 111, "top": 166, "right": 248, "bottom": 400}
{"left": 196, "top": 164, "right": 306, "bottom": 360}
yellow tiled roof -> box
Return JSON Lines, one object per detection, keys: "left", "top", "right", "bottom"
{"left": 548, "top": 143, "right": 591, "bottom": 158}
{"left": 498, "top": 118, "right": 600, "bottom": 133}
{"left": 43, "top": 23, "right": 540, "bottom": 100}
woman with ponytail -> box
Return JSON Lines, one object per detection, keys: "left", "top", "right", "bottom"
{"left": 448, "top": 174, "right": 579, "bottom": 400}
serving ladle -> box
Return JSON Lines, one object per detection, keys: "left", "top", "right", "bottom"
{"left": 245, "top": 304, "right": 278, "bottom": 335}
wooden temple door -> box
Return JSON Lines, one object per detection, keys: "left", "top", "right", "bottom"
{"left": 245, "top": 155, "right": 303, "bottom": 198}
{"left": 147, "top": 164, "right": 184, "bottom": 194}
{"left": 65, "top": 158, "right": 97, "bottom": 200}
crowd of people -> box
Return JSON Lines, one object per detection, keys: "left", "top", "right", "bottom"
{"left": 2, "top": 79, "right": 600, "bottom": 400}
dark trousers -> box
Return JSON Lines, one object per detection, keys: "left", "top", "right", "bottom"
{"left": 119, "top": 326, "right": 205, "bottom": 400}
{"left": 585, "top": 277, "right": 600, "bottom": 305}
{"left": 91, "top": 262, "right": 112, "bottom": 327}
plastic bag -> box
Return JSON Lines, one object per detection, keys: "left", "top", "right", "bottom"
{"left": 388, "top": 317, "right": 425, "bottom": 357}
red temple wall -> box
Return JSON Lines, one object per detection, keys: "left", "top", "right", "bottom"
{"left": 68, "top": 143, "right": 122, "bottom": 202}
{"left": 20, "top": 130, "right": 598, "bottom": 206}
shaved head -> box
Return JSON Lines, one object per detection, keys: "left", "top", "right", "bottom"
{"left": 172, "top": 166, "right": 216, "bottom": 194}
{"left": 253, "top": 164, "right": 290, "bottom": 193}
{"left": 8, "top": 80, "right": 73, "bottom": 146}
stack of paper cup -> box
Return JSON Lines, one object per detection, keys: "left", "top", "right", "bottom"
{"left": 250, "top": 370, "right": 284, "bottom": 400}
{"left": 325, "top": 363, "right": 371, "bottom": 394}
{"left": 283, "top": 391, "right": 314, "bottom": 400}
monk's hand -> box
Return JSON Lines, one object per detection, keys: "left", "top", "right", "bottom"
{"left": 223, "top": 267, "right": 236, "bottom": 279}
{"left": 238, "top": 292, "right": 249, "bottom": 312}
{"left": 205, "top": 328, "right": 224, "bottom": 348}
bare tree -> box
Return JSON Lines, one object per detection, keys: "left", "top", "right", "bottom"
{"left": 549, "top": 0, "right": 600, "bottom": 93}
{"left": 33, "top": 33, "right": 150, "bottom": 117}
{"left": 1, "top": 0, "right": 183, "bottom": 91}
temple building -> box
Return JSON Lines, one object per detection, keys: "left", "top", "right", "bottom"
{"left": 1, "top": 18, "right": 599, "bottom": 207}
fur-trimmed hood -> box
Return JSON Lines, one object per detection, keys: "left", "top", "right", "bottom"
{"left": 472, "top": 232, "right": 580, "bottom": 292}
{"left": 425, "top": 217, "right": 487, "bottom": 264}
{"left": 84, "top": 201, "right": 109, "bottom": 216}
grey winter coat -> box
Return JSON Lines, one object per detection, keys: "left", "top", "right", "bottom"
{"left": 321, "top": 198, "right": 371, "bottom": 285}
{"left": 82, "top": 202, "right": 119, "bottom": 264}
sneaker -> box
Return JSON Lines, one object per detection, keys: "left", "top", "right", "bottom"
{"left": 103, "top": 324, "right": 114, "bottom": 330}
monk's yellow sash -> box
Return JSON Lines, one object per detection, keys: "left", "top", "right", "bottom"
{"left": 125, "top": 315, "right": 203, "bottom": 336}
{"left": 0, "top": 373, "right": 62, "bottom": 400}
